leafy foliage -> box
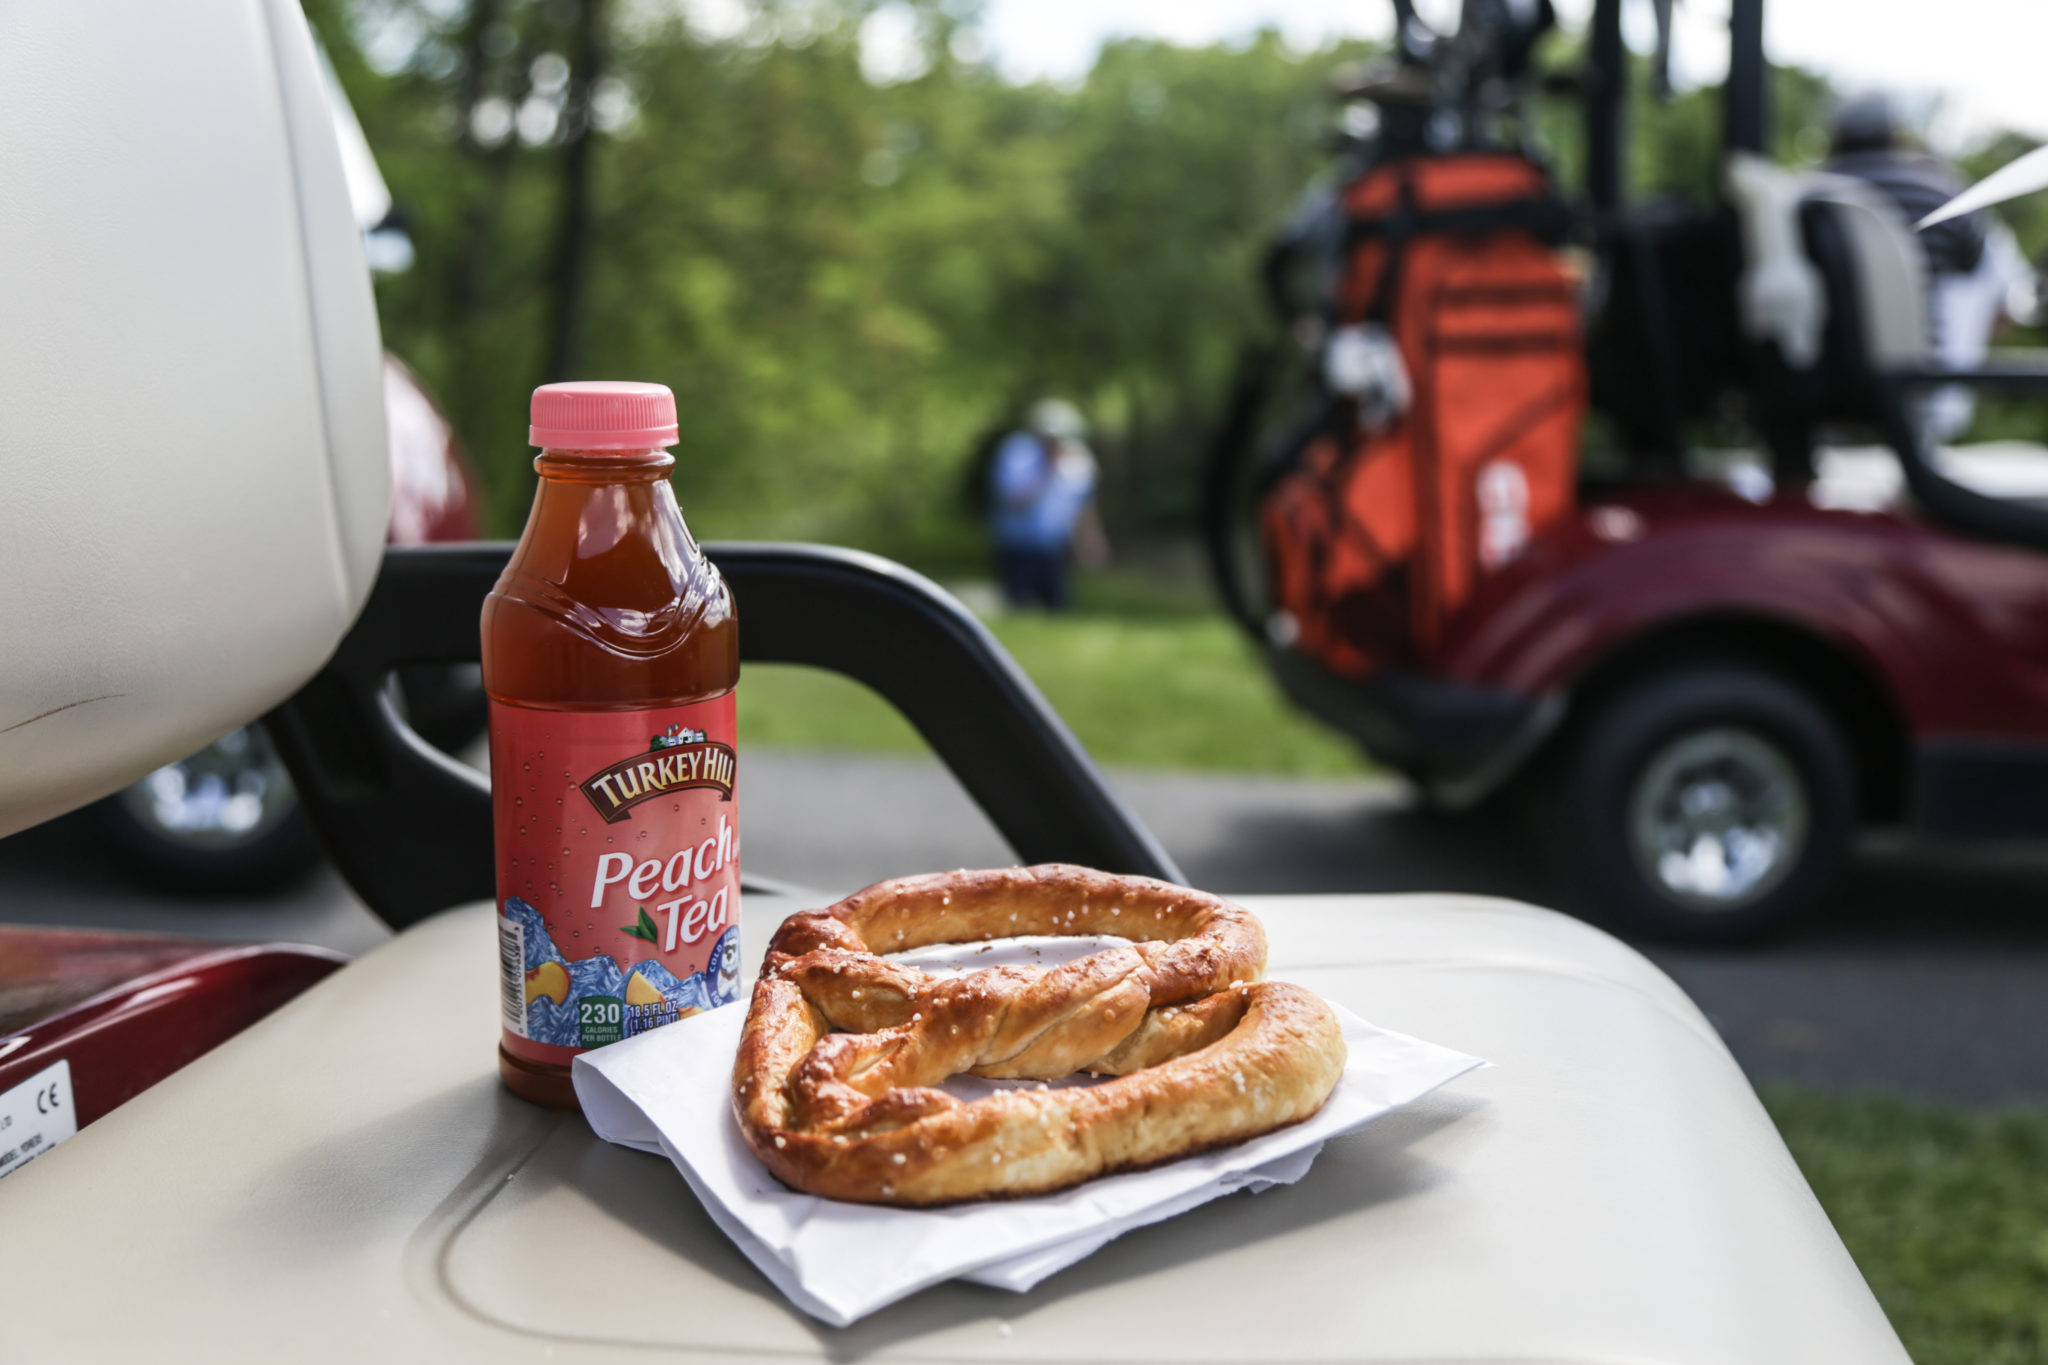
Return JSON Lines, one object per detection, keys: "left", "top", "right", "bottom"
{"left": 311, "top": 1, "right": 2037, "bottom": 559}
{"left": 309, "top": 0, "right": 1371, "bottom": 546}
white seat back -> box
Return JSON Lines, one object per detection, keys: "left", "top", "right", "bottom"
{"left": 1806, "top": 174, "right": 1933, "bottom": 371}
{"left": 0, "top": 0, "right": 388, "bottom": 837}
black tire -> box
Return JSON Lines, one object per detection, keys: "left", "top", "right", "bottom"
{"left": 91, "top": 723, "right": 323, "bottom": 894}
{"left": 94, "top": 796, "right": 321, "bottom": 894}
{"left": 1540, "top": 665, "right": 1855, "bottom": 942}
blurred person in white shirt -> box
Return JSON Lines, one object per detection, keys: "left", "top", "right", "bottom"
{"left": 1826, "top": 93, "right": 2033, "bottom": 439}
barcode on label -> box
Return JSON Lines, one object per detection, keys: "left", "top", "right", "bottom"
{"left": 498, "top": 913, "right": 526, "bottom": 1036}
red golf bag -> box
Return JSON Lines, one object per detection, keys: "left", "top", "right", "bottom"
{"left": 1261, "top": 153, "right": 1586, "bottom": 678}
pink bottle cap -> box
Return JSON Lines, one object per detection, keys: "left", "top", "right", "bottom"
{"left": 529, "top": 381, "right": 679, "bottom": 450}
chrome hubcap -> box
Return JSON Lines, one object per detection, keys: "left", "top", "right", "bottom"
{"left": 1627, "top": 727, "right": 1808, "bottom": 911}
{"left": 116, "top": 725, "right": 297, "bottom": 849}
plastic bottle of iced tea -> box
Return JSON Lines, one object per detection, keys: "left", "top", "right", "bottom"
{"left": 483, "top": 382, "right": 741, "bottom": 1110}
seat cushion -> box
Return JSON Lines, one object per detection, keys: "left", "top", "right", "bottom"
{"left": 0, "top": 892, "right": 1908, "bottom": 1363}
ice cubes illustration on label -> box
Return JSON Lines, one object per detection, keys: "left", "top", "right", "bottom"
{"left": 502, "top": 896, "right": 738, "bottom": 1048}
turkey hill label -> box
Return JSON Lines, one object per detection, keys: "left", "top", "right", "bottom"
{"left": 579, "top": 724, "right": 736, "bottom": 824}
{"left": 491, "top": 692, "right": 742, "bottom": 1068}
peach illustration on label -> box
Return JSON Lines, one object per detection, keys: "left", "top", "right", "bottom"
{"left": 624, "top": 970, "right": 664, "bottom": 1007}
{"left": 525, "top": 960, "right": 570, "bottom": 1006}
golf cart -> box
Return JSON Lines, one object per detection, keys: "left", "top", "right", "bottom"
{"left": 1206, "top": 0, "right": 2048, "bottom": 940}
{"left": 0, "top": 2, "right": 1905, "bottom": 1359}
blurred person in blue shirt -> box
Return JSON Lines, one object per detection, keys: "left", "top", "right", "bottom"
{"left": 989, "top": 398, "right": 1098, "bottom": 610}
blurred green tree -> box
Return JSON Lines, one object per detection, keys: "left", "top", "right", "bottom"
{"left": 308, "top": 1, "right": 2035, "bottom": 563}
{"left": 309, "top": 0, "right": 1368, "bottom": 551}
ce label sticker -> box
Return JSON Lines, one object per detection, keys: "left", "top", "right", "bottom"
{"left": 0, "top": 1060, "right": 77, "bottom": 1178}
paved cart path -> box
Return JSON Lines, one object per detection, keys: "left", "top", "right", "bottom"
{"left": 5, "top": 749, "right": 2047, "bottom": 1105}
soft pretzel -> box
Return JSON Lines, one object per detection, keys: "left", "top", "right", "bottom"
{"left": 732, "top": 865, "right": 1347, "bottom": 1205}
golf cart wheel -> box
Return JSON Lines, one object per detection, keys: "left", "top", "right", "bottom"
{"left": 1546, "top": 666, "right": 1854, "bottom": 942}
{"left": 93, "top": 722, "right": 321, "bottom": 893}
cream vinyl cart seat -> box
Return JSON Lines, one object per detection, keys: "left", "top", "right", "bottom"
{"left": 0, "top": 887, "right": 1907, "bottom": 1363}
{"left": 0, "top": 3, "right": 1906, "bottom": 1361}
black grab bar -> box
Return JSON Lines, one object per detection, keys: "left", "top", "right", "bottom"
{"left": 266, "top": 542, "right": 1181, "bottom": 929}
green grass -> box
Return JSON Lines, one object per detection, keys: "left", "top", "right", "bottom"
{"left": 737, "top": 601, "right": 1371, "bottom": 778}
{"left": 737, "top": 667, "right": 927, "bottom": 754}
{"left": 1763, "top": 1087, "right": 2048, "bottom": 1365}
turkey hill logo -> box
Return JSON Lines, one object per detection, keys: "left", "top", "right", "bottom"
{"left": 579, "top": 724, "right": 735, "bottom": 823}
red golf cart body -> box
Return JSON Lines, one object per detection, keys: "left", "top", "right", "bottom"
{"left": 1439, "top": 480, "right": 2048, "bottom": 837}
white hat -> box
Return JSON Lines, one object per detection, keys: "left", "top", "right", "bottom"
{"left": 1027, "top": 398, "right": 1088, "bottom": 441}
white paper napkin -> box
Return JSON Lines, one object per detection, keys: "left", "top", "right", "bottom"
{"left": 574, "top": 944, "right": 1484, "bottom": 1326}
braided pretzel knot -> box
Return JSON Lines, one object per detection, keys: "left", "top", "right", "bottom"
{"left": 732, "top": 865, "right": 1347, "bottom": 1205}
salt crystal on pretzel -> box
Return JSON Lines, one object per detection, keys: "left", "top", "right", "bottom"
{"left": 731, "top": 865, "right": 1347, "bottom": 1206}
